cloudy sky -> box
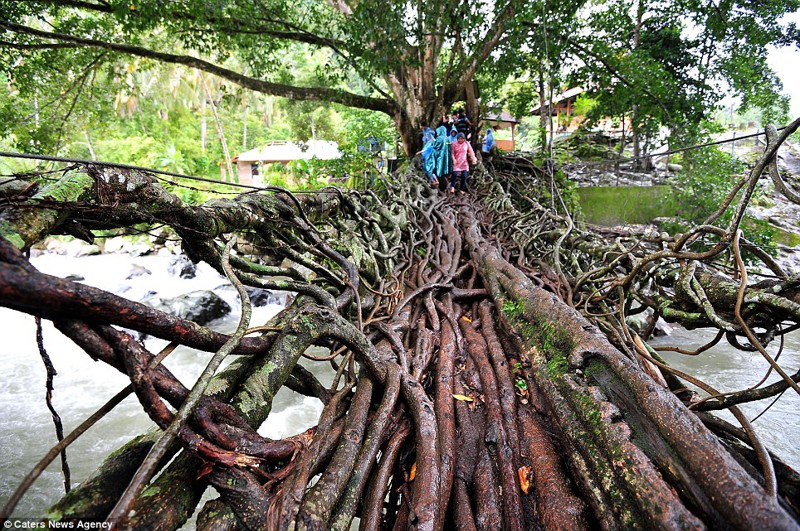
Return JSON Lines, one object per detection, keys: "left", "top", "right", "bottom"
{"left": 770, "top": 47, "right": 800, "bottom": 118}
{"left": 769, "top": 11, "right": 800, "bottom": 118}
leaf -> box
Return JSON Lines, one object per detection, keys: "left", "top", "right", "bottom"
{"left": 452, "top": 394, "right": 474, "bottom": 402}
{"left": 196, "top": 461, "right": 214, "bottom": 480}
{"left": 462, "top": 316, "right": 472, "bottom": 322}
{"left": 518, "top": 466, "right": 532, "bottom": 494}
{"left": 409, "top": 462, "right": 417, "bottom": 482}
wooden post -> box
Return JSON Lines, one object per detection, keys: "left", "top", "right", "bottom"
{"left": 511, "top": 123, "right": 516, "bottom": 151}
{"left": 567, "top": 98, "right": 572, "bottom": 130}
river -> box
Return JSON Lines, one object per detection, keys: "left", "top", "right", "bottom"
{"left": 0, "top": 252, "right": 797, "bottom": 524}
{"left": 651, "top": 325, "right": 800, "bottom": 471}
{"left": 0, "top": 252, "right": 335, "bottom": 525}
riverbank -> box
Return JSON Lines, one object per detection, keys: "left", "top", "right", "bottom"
{"left": 568, "top": 137, "right": 800, "bottom": 271}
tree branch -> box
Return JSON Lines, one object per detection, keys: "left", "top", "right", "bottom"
{"left": 0, "top": 21, "right": 397, "bottom": 115}
{"left": 39, "top": 0, "right": 350, "bottom": 50}
{"left": 455, "top": 2, "right": 516, "bottom": 94}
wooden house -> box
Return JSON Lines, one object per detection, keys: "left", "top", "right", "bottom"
{"left": 231, "top": 140, "right": 340, "bottom": 185}
{"left": 480, "top": 111, "right": 520, "bottom": 151}
{"left": 530, "top": 87, "right": 585, "bottom": 132}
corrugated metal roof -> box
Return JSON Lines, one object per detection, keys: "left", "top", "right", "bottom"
{"left": 530, "top": 87, "right": 585, "bottom": 114}
{"left": 482, "top": 111, "right": 519, "bottom": 124}
{"left": 234, "top": 140, "right": 340, "bottom": 163}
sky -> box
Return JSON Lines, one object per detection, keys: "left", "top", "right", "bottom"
{"left": 769, "top": 45, "right": 800, "bottom": 118}
{"left": 768, "top": 11, "right": 800, "bottom": 118}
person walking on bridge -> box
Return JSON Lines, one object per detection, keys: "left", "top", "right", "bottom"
{"left": 455, "top": 110, "right": 472, "bottom": 140}
{"left": 450, "top": 132, "right": 477, "bottom": 194}
{"left": 482, "top": 126, "right": 498, "bottom": 162}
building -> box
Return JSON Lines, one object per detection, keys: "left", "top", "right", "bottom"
{"left": 530, "top": 87, "right": 585, "bottom": 133}
{"left": 480, "top": 111, "right": 520, "bottom": 151}
{"left": 530, "top": 87, "right": 633, "bottom": 135}
{"left": 231, "top": 140, "right": 340, "bottom": 185}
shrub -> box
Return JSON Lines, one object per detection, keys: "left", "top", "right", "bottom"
{"left": 666, "top": 146, "right": 776, "bottom": 257}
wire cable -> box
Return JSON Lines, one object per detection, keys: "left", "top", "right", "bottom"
{"left": 0, "top": 150, "right": 266, "bottom": 191}
{"left": 560, "top": 121, "right": 797, "bottom": 170}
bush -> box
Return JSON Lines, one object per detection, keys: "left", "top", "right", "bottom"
{"left": 672, "top": 146, "right": 745, "bottom": 224}
{"left": 666, "top": 146, "right": 776, "bottom": 257}
{"left": 94, "top": 136, "right": 160, "bottom": 168}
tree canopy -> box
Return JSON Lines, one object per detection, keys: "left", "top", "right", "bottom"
{"left": 2, "top": 0, "right": 797, "bottom": 157}
{"left": 567, "top": 0, "right": 798, "bottom": 150}
{"left": 2, "top": 2, "right": 800, "bottom": 529}
{"left": 0, "top": 0, "right": 531, "bottom": 153}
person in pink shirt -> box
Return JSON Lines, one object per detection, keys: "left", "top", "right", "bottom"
{"left": 450, "top": 132, "right": 477, "bottom": 194}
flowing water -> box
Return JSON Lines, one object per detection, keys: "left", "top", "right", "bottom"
{"left": 0, "top": 252, "right": 797, "bottom": 524}
{"left": 0, "top": 252, "right": 334, "bottom": 523}
{"left": 651, "top": 326, "right": 800, "bottom": 471}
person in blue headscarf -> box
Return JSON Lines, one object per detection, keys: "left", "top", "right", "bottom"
{"left": 417, "top": 125, "right": 452, "bottom": 188}
{"left": 417, "top": 131, "right": 438, "bottom": 186}
{"left": 482, "top": 125, "right": 498, "bottom": 161}
{"left": 427, "top": 125, "right": 453, "bottom": 187}
{"left": 421, "top": 120, "right": 435, "bottom": 145}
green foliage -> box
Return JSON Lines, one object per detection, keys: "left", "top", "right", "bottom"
{"left": 554, "top": 168, "right": 581, "bottom": 215}
{"left": 274, "top": 45, "right": 342, "bottom": 143}
{"left": 572, "top": 94, "right": 596, "bottom": 117}
{"left": 666, "top": 146, "right": 777, "bottom": 256}
{"left": 288, "top": 158, "right": 328, "bottom": 190}
{"left": 262, "top": 171, "right": 291, "bottom": 189}
{"left": 499, "top": 79, "right": 541, "bottom": 122}
{"left": 501, "top": 298, "right": 575, "bottom": 380}
{"left": 158, "top": 144, "right": 189, "bottom": 173}
{"left": 501, "top": 299, "right": 524, "bottom": 317}
{"left": 558, "top": 0, "right": 798, "bottom": 150}
{"left": 1, "top": 0, "right": 796, "bottom": 164}
{"left": 513, "top": 116, "right": 545, "bottom": 153}
{"left": 167, "top": 184, "right": 205, "bottom": 205}
{"left": 0, "top": 0, "right": 538, "bottom": 156}
{"left": 545, "top": 352, "right": 569, "bottom": 379}
{"left": 0, "top": 136, "right": 38, "bottom": 174}
{"left": 94, "top": 136, "right": 160, "bottom": 168}
{"left": 279, "top": 107, "right": 397, "bottom": 189}
{"left": 538, "top": 320, "right": 576, "bottom": 360}
{"left": 523, "top": 162, "right": 581, "bottom": 216}
{"left": 743, "top": 218, "right": 778, "bottom": 257}
{"left": 282, "top": 101, "right": 338, "bottom": 142}
{"left": 717, "top": 100, "right": 792, "bottom": 132}
{"left": 337, "top": 107, "right": 396, "bottom": 155}
{"left": 672, "top": 146, "right": 746, "bottom": 225}
{"left": 561, "top": 130, "right": 616, "bottom": 161}
{"left": 758, "top": 95, "right": 791, "bottom": 128}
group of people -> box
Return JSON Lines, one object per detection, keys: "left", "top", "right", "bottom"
{"left": 417, "top": 111, "right": 498, "bottom": 194}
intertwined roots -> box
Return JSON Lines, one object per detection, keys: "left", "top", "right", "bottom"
{"left": 1, "top": 132, "right": 799, "bottom": 529}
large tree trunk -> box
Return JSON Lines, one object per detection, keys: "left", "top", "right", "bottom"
{"left": 390, "top": 90, "right": 450, "bottom": 156}
{"left": 1, "top": 135, "right": 799, "bottom": 530}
